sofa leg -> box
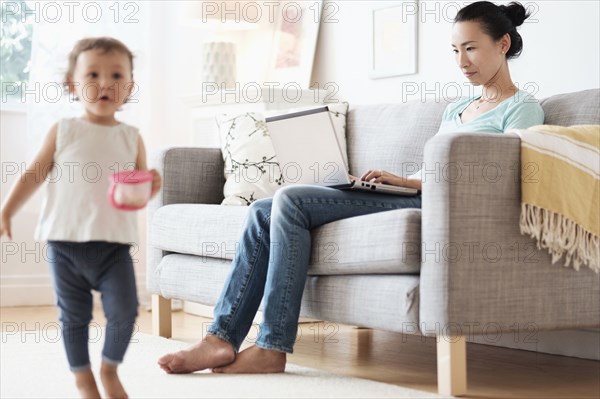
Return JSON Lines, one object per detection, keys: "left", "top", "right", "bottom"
{"left": 436, "top": 335, "right": 467, "bottom": 397}
{"left": 152, "top": 294, "right": 172, "bottom": 338}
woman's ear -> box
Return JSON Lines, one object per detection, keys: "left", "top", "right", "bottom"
{"left": 500, "top": 33, "right": 511, "bottom": 55}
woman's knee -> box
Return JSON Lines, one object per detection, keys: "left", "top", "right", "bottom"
{"left": 250, "top": 197, "right": 273, "bottom": 210}
{"left": 248, "top": 197, "right": 273, "bottom": 223}
{"left": 272, "top": 185, "right": 307, "bottom": 207}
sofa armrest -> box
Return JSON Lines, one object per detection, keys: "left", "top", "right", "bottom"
{"left": 146, "top": 147, "right": 225, "bottom": 294}
{"left": 149, "top": 147, "right": 225, "bottom": 208}
{"left": 419, "top": 132, "right": 600, "bottom": 336}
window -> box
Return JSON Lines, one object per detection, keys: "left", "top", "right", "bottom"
{"left": 1, "top": 1, "right": 34, "bottom": 103}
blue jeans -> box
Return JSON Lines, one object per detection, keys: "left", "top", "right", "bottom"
{"left": 47, "top": 241, "right": 138, "bottom": 372}
{"left": 208, "top": 185, "right": 422, "bottom": 353}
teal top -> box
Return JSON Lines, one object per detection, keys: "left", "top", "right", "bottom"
{"left": 437, "top": 89, "right": 545, "bottom": 134}
{"left": 409, "top": 90, "right": 545, "bottom": 180}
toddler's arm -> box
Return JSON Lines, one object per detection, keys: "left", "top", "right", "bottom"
{"left": 0, "top": 123, "right": 58, "bottom": 240}
{"left": 135, "top": 135, "right": 162, "bottom": 198}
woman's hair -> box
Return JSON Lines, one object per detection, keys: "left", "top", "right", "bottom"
{"left": 455, "top": 1, "right": 531, "bottom": 59}
{"left": 63, "top": 37, "right": 134, "bottom": 91}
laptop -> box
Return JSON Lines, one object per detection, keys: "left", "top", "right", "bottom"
{"left": 265, "top": 106, "right": 419, "bottom": 196}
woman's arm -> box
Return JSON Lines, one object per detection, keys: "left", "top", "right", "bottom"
{"left": 0, "top": 123, "right": 58, "bottom": 239}
{"left": 135, "top": 135, "right": 162, "bottom": 198}
{"left": 353, "top": 170, "right": 422, "bottom": 190}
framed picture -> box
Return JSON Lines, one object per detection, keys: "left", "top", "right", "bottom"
{"left": 369, "top": 1, "right": 418, "bottom": 79}
{"left": 266, "top": 0, "right": 323, "bottom": 88}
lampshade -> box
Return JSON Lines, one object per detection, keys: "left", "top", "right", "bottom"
{"left": 202, "top": 41, "right": 237, "bottom": 88}
{"left": 180, "top": 2, "right": 259, "bottom": 89}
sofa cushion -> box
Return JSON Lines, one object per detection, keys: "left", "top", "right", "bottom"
{"left": 540, "top": 89, "right": 600, "bottom": 126}
{"left": 151, "top": 204, "right": 249, "bottom": 260}
{"left": 154, "top": 253, "right": 421, "bottom": 333}
{"left": 151, "top": 204, "right": 421, "bottom": 275}
{"left": 308, "top": 208, "right": 421, "bottom": 275}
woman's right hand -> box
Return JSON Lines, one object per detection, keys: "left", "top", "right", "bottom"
{"left": 356, "top": 169, "right": 422, "bottom": 190}
{"left": 0, "top": 212, "right": 12, "bottom": 240}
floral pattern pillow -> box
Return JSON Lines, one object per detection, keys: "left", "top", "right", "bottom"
{"left": 217, "top": 102, "right": 349, "bottom": 206}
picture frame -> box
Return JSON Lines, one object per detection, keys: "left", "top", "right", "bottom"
{"left": 369, "top": 1, "right": 418, "bottom": 79}
{"left": 266, "top": 0, "right": 324, "bottom": 88}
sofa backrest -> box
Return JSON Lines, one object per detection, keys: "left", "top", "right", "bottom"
{"left": 346, "top": 88, "right": 599, "bottom": 176}
{"left": 346, "top": 100, "right": 448, "bottom": 176}
{"left": 540, "top": 88, "right": 600, "bottom": 126}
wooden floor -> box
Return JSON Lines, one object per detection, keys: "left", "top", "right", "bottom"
{"left": 1, "top": 305, "right": 598, "bottom": 399}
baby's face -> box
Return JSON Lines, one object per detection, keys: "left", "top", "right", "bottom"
{"left": 70, "top": 49, "right": 133, "bottom": 120}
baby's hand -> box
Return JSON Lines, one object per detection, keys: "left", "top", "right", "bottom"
{"left": 149, "top": 169, "right": 162, "bottom": 198}
{"left": 0, "top": 212, "right": 12, "bottom": 240}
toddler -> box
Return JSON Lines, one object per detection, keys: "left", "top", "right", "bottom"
{"left": 0, "top": 37, "right": 161, "bottom": 398}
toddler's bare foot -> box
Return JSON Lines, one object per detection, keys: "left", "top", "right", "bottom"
{"left": 212, "top": 345, "right": 286, "bottom": 374}
{"left": 74, "top": 369, "right": 101, "bottom": 399}
{"left": 100, "top": 363, "right": 128, "bottom": 399}
{"left": 157, "top": 334, "right": 235, "bottom": 374}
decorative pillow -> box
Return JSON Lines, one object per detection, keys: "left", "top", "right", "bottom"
{"left": 217, "top": 102, "right": 349, "bottom": 206}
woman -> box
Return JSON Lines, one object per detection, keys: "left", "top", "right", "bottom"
{"left": 158, "top": 1, "right": 544, "bottom": 374}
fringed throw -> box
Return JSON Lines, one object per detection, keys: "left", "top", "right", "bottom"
{"left": 510, "top": 125, "right": 600, "bottom": 273}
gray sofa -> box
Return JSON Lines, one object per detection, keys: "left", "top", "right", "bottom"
{"left": 147, "top": 89, "right": 600, "bottom": 396}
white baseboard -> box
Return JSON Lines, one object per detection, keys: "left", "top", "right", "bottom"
{"left": 1, "top": 273, "right": 148, "bottom": 308}
{"left": 0, "top": 274, "right": 55, "bottom": 307}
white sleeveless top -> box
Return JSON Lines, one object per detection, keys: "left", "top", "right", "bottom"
{"left": 35, "top": 118, "right": 140, "bottom": 243}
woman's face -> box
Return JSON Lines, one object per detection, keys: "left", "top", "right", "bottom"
{"left": 451, "top": 21, "right": 509, "bottom": 87}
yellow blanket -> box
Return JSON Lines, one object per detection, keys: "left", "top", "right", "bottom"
{"left": 511, "top": 125, "right": 599, "bottom": 273}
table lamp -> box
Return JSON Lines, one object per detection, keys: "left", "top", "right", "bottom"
{"left": 184, "top": 1, "right": 257, "bottom": 89}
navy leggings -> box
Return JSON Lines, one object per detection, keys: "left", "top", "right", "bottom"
{"left": 47, "top": 241, "right": 138, "bottom": 371}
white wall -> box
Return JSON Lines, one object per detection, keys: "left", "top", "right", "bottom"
{"left": 312, "top": 0, "right": 600, "bottom": 104}
{"left": 1, "top": 111, "right": 50, "bottom": 306}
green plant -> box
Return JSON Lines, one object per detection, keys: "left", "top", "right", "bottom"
{"left": 1, "top": 2, "right": 33, "bottom": 101}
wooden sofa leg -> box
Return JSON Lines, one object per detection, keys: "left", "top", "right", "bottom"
{"left": 152, "top": 295, "right": 172, "bottom": 338}
{"left": 436, "top": 335, "right": 467, "bottom": 396}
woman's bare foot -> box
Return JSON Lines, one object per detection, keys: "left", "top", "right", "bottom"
{"left": 157, "top": 334, "right": 235, "bottom": 374}
{"left": 74, "top": 369, "right": 101, "bottom": 399}
{"left": 212, "top": 345, "right": 286, "bottom": 374}
{"left": 100, "top": 363, "right": 128, "bottom": 399}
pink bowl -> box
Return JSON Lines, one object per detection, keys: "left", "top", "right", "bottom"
{"left": 108, "top": 170, "right": 153, "bottom": 211}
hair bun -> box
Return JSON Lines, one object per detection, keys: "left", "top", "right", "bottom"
{"left": 500, "top": 2, "right": 530, "bottom": 27}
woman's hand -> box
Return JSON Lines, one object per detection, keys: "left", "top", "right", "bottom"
{"left": 149, "top": 169, "right": 162, "bottom": 198}
{"left": 359, "top": 169, "right": 421, "bottom": 190}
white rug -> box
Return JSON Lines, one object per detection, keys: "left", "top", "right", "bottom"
{"left": 1, "top": 331, "right": 441, "bottom": 398}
